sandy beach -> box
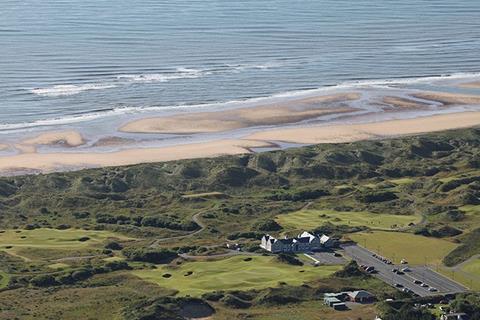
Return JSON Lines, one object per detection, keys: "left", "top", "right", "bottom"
{"left": 1, "top": 111, "right": 480, "bottom": 175}
{"left": 246, "top": 111, "right": 480, "bottom": 144}
{"left": 0, "top": 139, "right": 275, "bottom": 175}
{"left": 120, "top": 93, "right": 360, "bottom": 134}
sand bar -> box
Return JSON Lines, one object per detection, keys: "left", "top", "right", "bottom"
{"left": 246, "top": 112, "right": 480, "bottom": 144}
{"left": 412, "top": 92, "right": 480, "bottom": 105}
{"left": 120, "top": 93, "right": 360, "bottom": 134}
{"left": 1, "top": 112, "right": 480, "bottom": 175}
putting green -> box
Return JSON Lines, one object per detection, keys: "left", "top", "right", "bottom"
{"left": 276, "top": 209, "right": 419, "bottom": 231}
{"left": 133, "top": 255, "right": 341, "bottom": 296}
{"left": 349, "top": 231, "right": 458, "bottom": 265}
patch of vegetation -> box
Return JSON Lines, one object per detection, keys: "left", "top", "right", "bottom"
{"left": 277, "top": 209, "right": 418, "bottom": 231}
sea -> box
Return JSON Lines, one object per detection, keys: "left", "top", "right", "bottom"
{"left": 1, "top": 0, "right": 480, "bottom": 139}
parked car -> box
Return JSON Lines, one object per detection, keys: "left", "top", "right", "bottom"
{"left": 413, "top": 279, "right": 422, "bottom": 284}
{"left": 421, "top": 283, "right": 429, "bottom": 288}
{"left": 395, "top": 283, "right": 403, "bottom": 288}
{"left": 401, "top": 267, "right": 411, "bottom": 272}
{"left": 428, "top": 287, "right": 437, "bottom": 292}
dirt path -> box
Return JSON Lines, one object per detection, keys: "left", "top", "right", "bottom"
{"left": 150, "top": 208, "right": 209, "bottom": 247}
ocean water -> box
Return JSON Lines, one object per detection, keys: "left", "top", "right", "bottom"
{"left": 1, "top": 0, "right": 480, "bottom": 133}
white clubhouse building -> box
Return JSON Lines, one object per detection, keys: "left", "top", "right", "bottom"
{"left": 260, "top": 231, "right": 335, "bottom": 253}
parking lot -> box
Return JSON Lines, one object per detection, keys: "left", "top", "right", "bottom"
{"left": 304, "top": 251, "right": 346, "bottom": 265}
{"left": 342, "top": 244, "right": 467, "bottom": 297}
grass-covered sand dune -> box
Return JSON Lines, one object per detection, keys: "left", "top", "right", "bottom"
{"left": 2, "top": 128, "right": 480, "bottom": 318}
{"left": 277, "top": 209, "right": 419, "bottom": 231}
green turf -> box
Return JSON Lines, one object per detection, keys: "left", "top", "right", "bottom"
{"left": 47, "top": 262, "right": 70, "bottom": 270}
{"left": 0, "top": 271, "right": 10, "bottom": 289}
{"left": 460, "top": 257, "right": 480, "bottom": 275}
{"left": 349, "top": 231, "right": 458, "bottom": 265}
{"left": 389, "top": 178, "right": 415, "bottom": 185}
{"left": 132, "top": 255, "right": 341, "bottom": 297}
{"left": 276, "top": 209, "right": 419, "bottom": 231}
{"left": 0, "top": 228, "right": 132, "bottom": 260}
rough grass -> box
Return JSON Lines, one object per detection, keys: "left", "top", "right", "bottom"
{"left": 0, "top": 228, "right": 131, "bottom": 260}
{"left": 211, "top": 300, "right": 377, "bottom": 320}
{"left": 276, "top": 209, "right": 419, "bottom": 231}
{"left": 132, "top": 255, "right": 341, "bottom": 297}
{"left": 349, "top": 231, "right": 458, "bottom": 265}
{"left": 457, "top": 205, "right": 480, "bottom": 231}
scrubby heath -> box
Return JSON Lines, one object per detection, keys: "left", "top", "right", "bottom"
{"left": 2, "top": 128, "right": 480, "bottom": 318}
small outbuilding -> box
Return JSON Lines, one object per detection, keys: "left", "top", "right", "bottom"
{"left": 347, "top": 290, "right": 375, "bottom": 303}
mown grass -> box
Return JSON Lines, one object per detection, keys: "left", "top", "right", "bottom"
{"left": 132, "top": 255, "right": 341, "bottom": 297}
{"left": 349, "top": 231, "right": 458, "bottom": 265}
{"left": 276, "top": 209, "right": 419, "bottom": 231}
{"left": 460, "top": 256, "right": 480, "bottom": 275}
{"left": 0, "top": 271, "right": 10, "bottom": 289}
{"left": 0, "top": 228, "right": 131, "bottom": 260}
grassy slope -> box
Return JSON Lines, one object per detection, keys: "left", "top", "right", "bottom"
{"left": 277, "top": 209, "right": 419, "bottom": 231}
{"left": 133, "top": 255, "right": 341, "bottom": 296}
{"left": 349, "top": 231, "right": 458, "bottom": 265}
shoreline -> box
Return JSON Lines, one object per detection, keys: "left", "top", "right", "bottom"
{"left": 1, "top": 111, "right": 480, "bottom": 175}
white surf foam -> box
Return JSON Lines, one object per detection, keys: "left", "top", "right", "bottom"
{"left": 117, "top": 67, "right": 211, "bottom": 83}
{"left": 15, "top": 71, "right": 480, "bottom": 132}
{"left": 30, "top": 83, "right": 117, "bottom": 97}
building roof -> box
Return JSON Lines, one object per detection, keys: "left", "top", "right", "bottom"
{"left": 320, "top": 234, "right": 331, "bottom": 243}
{"left": 348, "top": 290, "right": 374, "bottom": 299}
{"left": 324, "top": 297, "right": 341, "bottom": 304}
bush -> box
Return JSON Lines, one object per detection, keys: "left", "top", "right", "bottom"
{"left": 123, "top": 247, "right": 178, "bottom": 264}
{"left": 276, "top": 253, "right": 303, "bottom": 266}
{"left": 30, "top": 274, "right": 57, "bottom": 287}
{"left": 105, "top": 241, "right": 123, "bottom": 250}
{"left": 256, "top": 219, "right": 283, "bottom": 232}
{"left": 334, "top": 261, "right": 364, "bottom": 278}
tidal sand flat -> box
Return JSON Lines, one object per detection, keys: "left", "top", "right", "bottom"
{"left": 1, "top": 89, "right": 480, "bottom": 175}
{"left": 120, "top": 92, "right": 360, "bottom": 134}
{"left": 459, "top": 81, "right": 480, "bottom": 89}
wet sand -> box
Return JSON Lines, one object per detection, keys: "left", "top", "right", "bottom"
{"left": 412, "top": 92, "right": 480, "bottom": 105}
{"left": 459, "top": 81, "right": 480, "bottom": 89}
{"left": 2, "top": 112, "right": 480, "bottom": 175}
{"left": 120, "top": 92, "right": 360, "bottom": 134}
{"left": 1, "top": 91, "right": 480, "bottom": 175}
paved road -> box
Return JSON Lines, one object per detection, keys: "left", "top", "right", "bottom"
{"left": 342, "top": 244, "right": 467, "bottom": 297}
